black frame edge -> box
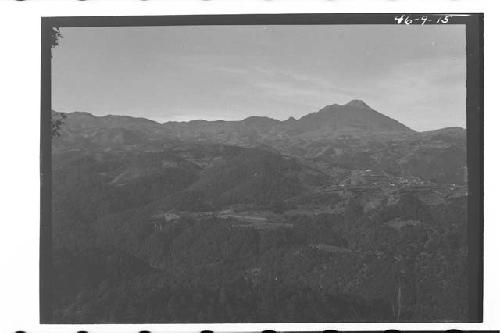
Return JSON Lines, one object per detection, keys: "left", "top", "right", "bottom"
{"left": 40, "top": 17, "right": 53, "bottom": 324}
{"left": 466, "top": 13, "right": 484, "bottom": 323}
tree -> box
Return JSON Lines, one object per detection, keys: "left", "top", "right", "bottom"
{"left": 50, "top": 27, "right": 62, "bottom": 49}
{"left": 271, "top": 199, "right": 286, "bottom": 214}
{"left": 49, "top": 27, "right": 66, "bottom": 138}
{"left": 52, "top": 110, "right": 66, "bottom": 138}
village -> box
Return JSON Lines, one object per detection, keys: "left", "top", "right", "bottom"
{"left": 148, "top": 168, "right": 467, "bottom": 232}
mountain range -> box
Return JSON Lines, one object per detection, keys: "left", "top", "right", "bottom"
{"left": 55, "top": 99, "right": 417, "bottom": 150}
{"left": 50, "top": 100, "right": 468, "bottom": 323}
{"left": 54, "top": 100, "right": 466, "bottom": 185}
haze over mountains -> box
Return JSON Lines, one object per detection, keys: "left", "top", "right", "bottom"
{"left": 51, "top": 100, "right": 468, "bottom": 323}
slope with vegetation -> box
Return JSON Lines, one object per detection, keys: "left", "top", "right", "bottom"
{"left": 51, "top": 100, "right": 468, "bottom": 322}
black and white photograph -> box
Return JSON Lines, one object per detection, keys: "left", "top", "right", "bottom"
{"left": 40, "top": 14, "right": 483, "bottom": 324}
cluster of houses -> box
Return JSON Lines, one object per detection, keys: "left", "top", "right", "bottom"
{"left": 148, "top": 212, "right": 180, "bottom": 231}
{"left": 318, "top": 169, "right": 447, "bottom": 199}
{"left": 348, "top": 169, "right": 387, "bottom": 186}
{"left": 146, "top": 167, "right": 467, "bottom": 233}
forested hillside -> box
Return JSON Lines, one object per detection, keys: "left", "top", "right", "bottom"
{"left": 51, "top": 101, "right": 468, "bottom": 322}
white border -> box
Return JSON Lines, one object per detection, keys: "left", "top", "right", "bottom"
{"left": 0, "top": 0, "right": 497, "bottom": 332}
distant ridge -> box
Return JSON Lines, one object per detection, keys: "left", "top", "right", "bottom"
{"left": 56, "top": 100, "right": 465, "bottom": 153}
{"left": 61, "top": 99, "right": 413, "bottom": 130}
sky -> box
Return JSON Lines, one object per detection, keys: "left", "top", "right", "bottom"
{"left": 52, "top": 24, "right": 466, "bottom": 131}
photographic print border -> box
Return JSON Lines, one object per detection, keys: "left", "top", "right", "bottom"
{"left": 40, "top": 13, "right": 484, "bottom": 324}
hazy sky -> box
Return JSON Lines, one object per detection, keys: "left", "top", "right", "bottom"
{"left": 52, "top": 25, "right": 466, "bottom": 131}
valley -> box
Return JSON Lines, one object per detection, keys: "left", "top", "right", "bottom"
{"left": 51, "top": 100, "right": 468, "bottom": 322}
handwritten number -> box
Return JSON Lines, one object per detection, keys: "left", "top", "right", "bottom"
{"left": 394, "top": 14, "right": 405, "bottom": 24}
{"left": 394, "top": 14, "right": 412, "bottom": 25}
{"left": 395, "top": 14, "right": 450, "bottom": 25}
{"left": 440, "top": 15, "right": 450, "bottom": 24}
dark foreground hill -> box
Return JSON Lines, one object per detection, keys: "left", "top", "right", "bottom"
{"left": 50, "top": 101, "right": 468, "bottom": 323}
